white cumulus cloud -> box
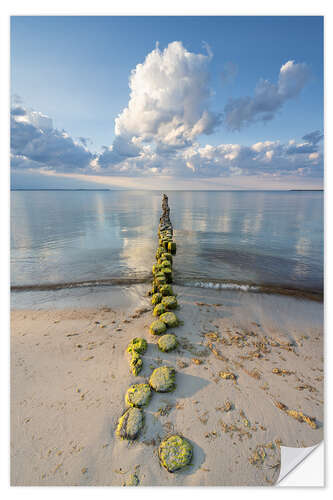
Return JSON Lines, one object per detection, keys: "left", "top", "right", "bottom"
{"left": 114, "top": 41, "right": 220, "bottom": 147}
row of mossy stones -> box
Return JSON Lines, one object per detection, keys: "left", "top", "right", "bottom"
{"left": 115, "top": 217, "right": 193, "bottom": 475}
{"left": 151, "top": 226, "right": 193, "bottom": 472}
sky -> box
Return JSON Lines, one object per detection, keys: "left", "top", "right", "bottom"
{"left": 10, "top": 16, "right": 324, "bottom": 190}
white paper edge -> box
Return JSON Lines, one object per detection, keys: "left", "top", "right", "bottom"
{"left": 277, "top": 441, "right": 324, "bottom": 486}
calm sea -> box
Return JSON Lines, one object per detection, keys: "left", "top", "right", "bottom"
{"left": 11, "top": 190, "right": 323, "bottom": 298}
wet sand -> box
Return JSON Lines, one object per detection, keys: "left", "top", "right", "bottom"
{"left": 11, "top": 286, "right": 323, "bottom": 486}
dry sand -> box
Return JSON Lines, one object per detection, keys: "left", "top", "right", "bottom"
{"left": 11, "top": 286, "right": 323, "bottom": 486}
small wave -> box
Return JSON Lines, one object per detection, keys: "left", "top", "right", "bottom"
{"left": 11, "top": 276, "right": 151, "bottom": 292}
{"left": 11, "top": 276, "right": 323, "bottom": 302}
{"left": 178, "top": 279, "right": 323, "bottom": 301}
{"left": 192, "top": 281, "right": 260, "bottom": 292}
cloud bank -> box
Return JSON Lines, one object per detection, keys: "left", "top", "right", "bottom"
{"left": 11, "top": 105, "right": 93, "bottom": 172}
{"left": 11, "top": 41, "right": 322, "bottom": 184}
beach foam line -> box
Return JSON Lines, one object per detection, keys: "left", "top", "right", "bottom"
{"left": 179, "top": 279, "right": 323, "bottom": 301}
{"left": 11, "top": 277, "right": 151, "bottom": 292}
{"left": 11, "top": 277, "right": 323, "bottom": 302}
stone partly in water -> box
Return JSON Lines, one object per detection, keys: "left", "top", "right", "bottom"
{"left": 150, "top": 283, "right": 159, "bottom": 295}
{"left": 151, "top": 292, "right": 162, "bottom": 305}
{"left": 160, "top": 259, "right": 172, "bottom": 269}
{"left": 155, "top": 271, "right": 166, "bottom": 279}
{"left": 160, "top": 284, "right": 174, "bottom": 296}
{"left": 158, "top": 334, "right": 178, "bottom": 352}
{"left": 162, "top": 240, "right": 170, "bottom": 250}
{"left": 127, "top": 337, "right": 147, "bottom": 355}
{"left": 153, "top": 303, "right": 166, "bottom": 317}
{"left": 161, "top": 295, "right": 178, "bottom": 310}
{"left": 158, "top": 435, "right": 193, "bottom": 472}
{"left": 125, "top": 383, "right": 152, "bottom": 407}
{"left": 149, "top": 366, "right": 176, "bottom": 392}
{"left": 168, "top": 242, "right": 177, "bottom": 255}
{"left": 152, "top": 264, "right": 162, "bottom": 275}
{"left": 161, "top": 252, "right": 173, "bottom": 264}
{"left": 161, "top": 268, "right": 173, "bottom": 283}
{"left": 159, "top": 312, "right": 179, "bottom": 328}
{"left": 156, "top": 247, "right": 165, "bottom": 260}
{"left": 130, "top": 352, "right": 143, "bottom": 376}
{"left": 116, "top": 407, "right": 144, "bottom": 440}
{"left": 155, "top": 276, "right": 167, "bottom": 287}
{"left": 149, "top": 320, "right": 167, "bottom": 336}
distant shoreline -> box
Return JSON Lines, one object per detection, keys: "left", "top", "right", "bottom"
{"left": 11, "top": 188, "right": 112, "bottom": 191}
{"left": 11, "top": 188, "right": 324, "bottom": 192}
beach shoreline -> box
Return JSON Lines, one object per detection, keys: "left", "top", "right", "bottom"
{"left": 11, "top": 286, "right": 323, "bottom": 486}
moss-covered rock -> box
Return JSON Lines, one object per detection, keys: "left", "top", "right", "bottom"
{"left": 161, "top": 295, "right": 178, "bottom": 310}
{"left": 150, "top": 282, "right": 159, "bottom": 294}
{"left": 149, "top": 366, "right": 176, "bottom": 392}
{"left": 154, "top": 271, "right": 166, "bottom": 279}
{"left": 127, "top": 337, "right": 147, "bottom": 355}
{"left": 125, "top": 383, "right": 152, "bottom": 407}
{"left": 158, "top": 435, "right": 193, "bottom": 472}
{"left": 168, "top": 241, "right": 177, "bottom": 255}
{"left": 161, "top": 252, "right": 173, "bottom": 264}
{"left": 158, "top": 334, "right": 178, "bottom": 352}
{"left": 149, "top": 320, "right": 167, "bottom": 336}
{"left": 151, "top": 292, "right": 162, "bottom": 305}
{"left": 153, "top": 303, "right": 166, "bottom": 317}
{"left": 130, "top": 352, "right": 143, "bottom": 376}
{"left": 153, "top": 263, "right": 163, "bottom": 273}
{"left": 160, "top": 259, "right": 172, "bottom": 269}
{"left": 116, "top": 407, "right": 144, "bottom": 440}
{"left": 161, "top": 268, "right": 173, "bottom": 283}
{"left": 156, "top": 247, "right": 165, "bottom": 260}
{"left": 160, "top": 284, "right": 174, "bottom": 296}
{"left": 155, "top": 275, "right": 167, "bottom": 286}
{"left": 159, "top": 312, "right": 179, "bottom": 328}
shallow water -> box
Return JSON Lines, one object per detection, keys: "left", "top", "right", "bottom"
{"left": 11, "top": 190, "right": 323, "bottom": 297}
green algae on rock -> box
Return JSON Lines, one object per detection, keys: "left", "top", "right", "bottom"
{"left": 162, "top": 240, "right": 171, "bottom": 250}
{"left": 156, "top": 247, "right": 165, "bottom": 260}
{"left": 161, "top": 252, "right": 173, "bottom": 263}
{"left": 153, "top": 303, "right": 166, "bottom": 317}
{"left": 127, "top": 337, "right": 147, "bottom": 355}
{"left": 161, "top": 295, "right": 178, "bottom": 310}
{"left": 149, "top": 320, "right": 167, "bottom": 336}
{"left": 149, "top": 366, "right": 176, "bottom": 392}
{"left": 168, "top": 241, "right": 177, "bottom": 255}
{"left": 151, "top": 293, "right": 162, "bottom": 305}
{"left": 116, "top": 407, "right": 144, "bottom": 440}
{"left": 150, "top": 283, "right": 159, "bottom": 295}
{"left": 159, "top": 311, "right": 179, "bottom": 328}
{"left": 152, "top": 264, "right": 160, "bottom": 275}
{"left": 158, "top": 435, "right": 193, "bottom": 472}
{"left": 125, "top": 383, "right": 152, "bottom": 407}
{"left": 158, "top": 334, "right": 178, "bottom": 352}
{"left": 130, "top": 352, "right": 143, "bottom": 376}
{"left": 160, "top": 259, "right": 172, "bottom": 268}
{"left": 160, "top": 284, "right": 174, "bottom": 296}
{"left": 155, "top": 275, "right": 167, "bottom": 286}
{"left": 161, "top": 268, "right": 173, "bottom": 283}
{"left": 154, "top": 271, "right": 166, "bottom": 279}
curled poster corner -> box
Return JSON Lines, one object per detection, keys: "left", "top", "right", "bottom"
{"left": 277, "top": 441, "right": 324, "bottom": 486}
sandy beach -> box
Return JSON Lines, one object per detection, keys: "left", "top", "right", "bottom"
{"left": 11, "top": 286, "right": 323, "bottom": 486}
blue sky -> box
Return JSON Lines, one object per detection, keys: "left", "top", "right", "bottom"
{"left": 10, "top": 16, "right": 324, "bottom": 189}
